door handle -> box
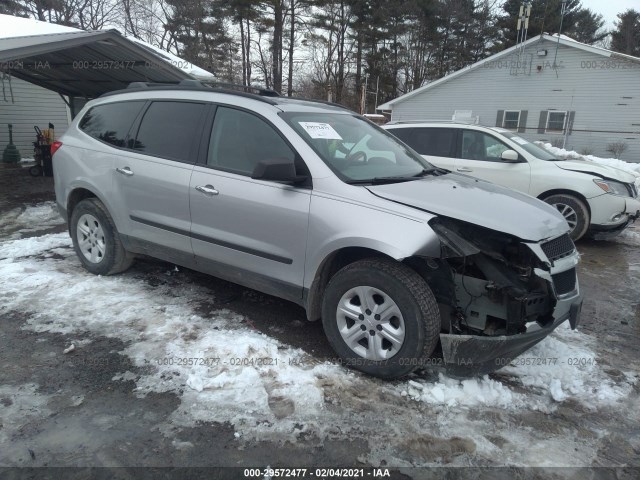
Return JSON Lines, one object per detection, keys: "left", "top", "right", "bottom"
{"left": 116, "top": 167, "right": 134, "bottom": 176}
{"left": 195, "top": 184, "right": 219, "bottom": 196}
{"left": 456, "top": 167, "right": 473, "bottom": 172}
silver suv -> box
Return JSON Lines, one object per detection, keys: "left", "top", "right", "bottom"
{"left": 54, "top": 81, "right": 583, "bottom": 378}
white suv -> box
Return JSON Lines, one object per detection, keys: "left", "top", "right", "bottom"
{"left": 384, "top": 122, "right": 640, "bottom": 241}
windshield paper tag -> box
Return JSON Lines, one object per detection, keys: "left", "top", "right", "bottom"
{"left": 299, "top": 122, "right": 343, "bottom": 140}
{"left": 512, "top": 136, "right": 529, "bottom": 145}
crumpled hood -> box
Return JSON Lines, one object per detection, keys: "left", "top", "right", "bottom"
{"left": 367, "top": 173, "right": 568, "bottom": 242}
{"left": 554, "top": 160, "right": 637, "bottom": 183}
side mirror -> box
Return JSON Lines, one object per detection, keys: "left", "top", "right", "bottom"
{"left": 251, "top": 158, "right": 308, "bottom": 184}
{"left": 501, "top": 149, "right": 521, "bottom": 162}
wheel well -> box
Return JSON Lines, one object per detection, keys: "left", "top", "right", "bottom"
{"left": 67, "top": 188, "right": 97, "bottom": 220}
{"left": 537, "top": 189, "right": 591, "bottom": 217}
{"left": 305, "top": 247, "right": 391, "bottom": 321}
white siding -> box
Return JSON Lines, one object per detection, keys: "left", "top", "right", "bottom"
{"left": 0, "top": 77, "right": 69, "bottom": 159}
{"left": 390, "top": 39, "right": 640, "bottom": 162}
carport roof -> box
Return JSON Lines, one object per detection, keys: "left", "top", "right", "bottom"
{"left": 0, "top": 28, "right": 194, "bottom": 98}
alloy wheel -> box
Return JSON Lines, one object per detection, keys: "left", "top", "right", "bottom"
{"left": 76, "top": 213, "right": 106, "bottom": 264}
{"left": 553, "top": 202, "right": 578, "bottom": 231}
{"left": 335, "top": 286, "right": 406, "bottom": 360}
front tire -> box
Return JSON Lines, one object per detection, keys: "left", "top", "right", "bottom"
{"left": 543, "top": 194, "right": 590, "bottom": 241}
{"left": 70, "top": 198, "right": 133, "bottom": 275}
{"left": 321, "top": 258, "right": 440, "bottom": 379}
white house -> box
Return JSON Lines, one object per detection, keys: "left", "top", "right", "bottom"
{"left": 378, "top": 34, "right": 640, "bottom": 162}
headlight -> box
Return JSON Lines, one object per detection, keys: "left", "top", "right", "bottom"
{"left": 593, "top": 179, "right": 631, "bottom": 197}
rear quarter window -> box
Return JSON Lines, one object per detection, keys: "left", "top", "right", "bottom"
{"left": 79, "top": 101, "right": 145, "bottom": 147}
{"left": 132, "top": 101, "right": 207, "bottom": 164}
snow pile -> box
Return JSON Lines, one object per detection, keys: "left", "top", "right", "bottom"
{"left": 401, "top": 375, "right": 517, "bottom": 408}
{"left": 536, "top": 142, "right": 640, "bottom": 177}
{"left": 400, "top": 323, "right": 637, "bottom": 409}
{"left": 500, "top": 324, "right": 637, "bottom": 405}
{"left": 0, "top": 232, "right": 69, "bottom": 259}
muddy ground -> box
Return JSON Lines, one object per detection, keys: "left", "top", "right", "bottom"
{"left": 0, "top": 164, "right": 639, "bottom": 478}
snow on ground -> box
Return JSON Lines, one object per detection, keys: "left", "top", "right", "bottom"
{"left": 0, "top": 232, "right": 352, "bottom": 440}
{"left": 0, "top": 202, "right": 66, "bottom": 241}
{"left": 536, "top": 142, "right": 640, "bottom": 176}
{"left": 0, "top": 384, "right": 53, "bottom": 445}
{"left": 402, "top": 323, "right": 637, "bottom": 411}
{"left": 613, "top": 223, "right": 640, "bottom": 247}
{"left": 1, "top": 204, "right": 638, "bottom": 465}
{"left": 0, "top": 232, "right": 633, "bottom": 415}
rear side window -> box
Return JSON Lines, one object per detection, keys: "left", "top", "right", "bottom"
{"left": 390, "top": 127, "right": 456, "bottom": 157}
{"left": 79, "top": 101, "right": 145, "bottom": 147}
{"left": 133, "top": 101, "right": 206, "bottom": 163}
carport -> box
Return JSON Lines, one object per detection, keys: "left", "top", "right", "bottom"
{"left": 0, "top": 28, "right": 195, "bottom": 117}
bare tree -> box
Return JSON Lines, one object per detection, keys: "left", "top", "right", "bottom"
{"left": 606, "top": 141, "right": 628, "bottom": 159}
{"left": 77, "top": 0, "right": 120, "bottom": 30}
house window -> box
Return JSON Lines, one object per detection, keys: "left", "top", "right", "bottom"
{"left": 502, "top": 111, "right": 521, "bottom": 130}
{"left": 546, "top": 111, "right": 567, "bottom": 133}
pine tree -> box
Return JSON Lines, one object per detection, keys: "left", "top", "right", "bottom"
{"left": 163, "top": 0, "right": 233, "bottom": 79}
{"left": 610, "top": 9, "right": 640, "bottom": 56}
{"left": 572, "top": 8, "right": 607, "bottom": 45}
{"left": 498, "top": 0, "right": 583, "bottom": 48}
{"left": 0, "top": 0, "right": 28, "bottom": 16}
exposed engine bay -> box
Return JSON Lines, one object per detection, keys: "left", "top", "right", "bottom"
{"left": 418, "top": 217, "right": 582, "bottom": 375}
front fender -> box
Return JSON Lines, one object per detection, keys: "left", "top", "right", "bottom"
{"left": 304, "top": 194, "right": 441, "bottom": 290}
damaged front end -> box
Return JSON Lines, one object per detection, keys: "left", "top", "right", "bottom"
{"left": 423, "top": 218, "right": 583, "bottom": 376}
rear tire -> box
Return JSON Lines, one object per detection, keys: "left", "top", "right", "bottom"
{"left": 321, "top": 258, "right": 440, "bottom": 379}
{"left": 70, "top": 198, "right": 133, "bottom": 275}
{"left": 543, "top": 194, "right": 590, "bottom": 241}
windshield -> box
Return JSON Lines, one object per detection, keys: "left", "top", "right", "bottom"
{"left": 499, "top": 131, "right": 558, "bottom": 161}
{"left": 281, "top": 112, "right": 433, "bottom": 183}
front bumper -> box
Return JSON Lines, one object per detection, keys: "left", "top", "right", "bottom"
{"left": 440, "top": 295, "right": 582, "bottom": 377}
{"left": 626, "top": 197, "right": 640, "bottom": 218}
{"left": 589, "top": 220, "right": 632, "bottom": 240}
{"left": 588, "top": 193, "right": 640, "bottom": 235}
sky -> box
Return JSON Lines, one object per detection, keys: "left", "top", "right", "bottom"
{"left": 579, "top": 0, "right": 638, "bottom": 28}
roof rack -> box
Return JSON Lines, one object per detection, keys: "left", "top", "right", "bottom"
{"left": 283, "top": 96, "right": 350, "bottom": 111}
{"left": 103, "top": 80, "right": 354, "bottom": 111}
{"left": 386, "top": 119, "right": 483, "bottom": 125}
{"left": 199, "top": 80, "right": 280, "bottom": 97}
{"left": 100, "top": 79, "right": 279, "bottom": 104}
